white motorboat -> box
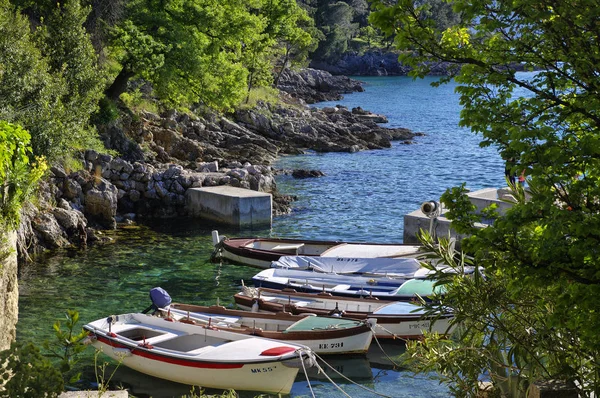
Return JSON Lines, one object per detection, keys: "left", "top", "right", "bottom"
{"left": 83, "top": 312, "right": 315, "bottom": 394}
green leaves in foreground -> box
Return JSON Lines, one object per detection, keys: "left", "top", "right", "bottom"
{"left": 0, "top": 342, "right": 64, "bottom": 398}
{"left": 42, "top": 309, "right": 89, "bottom": 384}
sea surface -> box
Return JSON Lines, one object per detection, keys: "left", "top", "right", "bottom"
{"left": 17, "top": 76, "right": 510, "bottom": 397}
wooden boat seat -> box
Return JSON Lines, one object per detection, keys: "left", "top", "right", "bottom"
{"left": 115, "top": 326, "right": 179, "bottom": 345}
{"left": 271, "top": 243, "right": 305, "bottom": 254}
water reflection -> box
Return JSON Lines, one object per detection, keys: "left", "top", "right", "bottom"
{"left": 82, "top": 341, "right": 410, "bottom": 397}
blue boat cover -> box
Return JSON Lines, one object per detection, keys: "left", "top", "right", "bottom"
{"left": 150, "top": 287, "right": 172, "bottom": 308}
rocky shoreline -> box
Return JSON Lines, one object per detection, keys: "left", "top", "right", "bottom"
{"left": 16, "top": 68, "right": 420, "bottom": 262}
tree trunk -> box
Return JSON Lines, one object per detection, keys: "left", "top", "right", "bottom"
{"left": 274, "top": 47, "right": 291, "bottom": 87}
{"left": 105, "top": 67, "right": 134, "bottom": 100}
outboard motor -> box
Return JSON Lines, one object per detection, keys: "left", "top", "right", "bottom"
{"left": 142, "top": 287, "right": 172, "bottom": 314}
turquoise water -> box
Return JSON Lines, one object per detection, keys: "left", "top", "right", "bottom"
{"left": 272, "top": 76, "right": 506, "bottom": 242}
{"left": 17, "top": 76, "right": 507, "bottom": 397}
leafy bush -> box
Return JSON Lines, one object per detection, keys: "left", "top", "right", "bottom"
{"left": 0, "top": 121, "right": 47, "bottom": 228}
{"left": 0, "top": 342, "right": 64, "bottom": 398}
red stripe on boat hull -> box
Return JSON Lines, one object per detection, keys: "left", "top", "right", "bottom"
{"left": 95, "top": 335, "right": 244, "bottom": 369}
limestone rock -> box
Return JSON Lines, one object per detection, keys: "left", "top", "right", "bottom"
{"left": 84, "top": 179, "right": 118, "bottom": 229}
{"left": 32, "top": 213, "right": 70, "bottom": 248}
{"left": 0, "top": 231, "right": 18, "bottom": 350}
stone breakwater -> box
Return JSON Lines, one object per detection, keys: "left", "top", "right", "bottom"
{"left": 16, "top": 156, "right": 277, "bottom": 258}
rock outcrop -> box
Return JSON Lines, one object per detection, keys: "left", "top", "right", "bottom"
{"left": 0, "top": 230, "right": 18, "bottom": 351}
{"left": 310, "top": 51, "right": 452, "bottom": 77}
{"left": 276, "top": 68, "right": 364, "bottom": 103}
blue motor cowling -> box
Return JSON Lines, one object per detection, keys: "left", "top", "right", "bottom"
{"left": 142, "top": 287, "right": 172, "bottom": 313}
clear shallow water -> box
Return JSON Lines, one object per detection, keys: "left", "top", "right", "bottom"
{"left": 272, "top": 76, "right": 506, "bottom": 242}
{"left": 17, "top": 76, "right": 507, "bottom": 397}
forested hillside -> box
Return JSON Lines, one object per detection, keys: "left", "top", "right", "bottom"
{"left": 1, "top": 0, "right": 321, "bottom": 165}
{"left": 1, "top": 0, "right": 457, "bottom": 168}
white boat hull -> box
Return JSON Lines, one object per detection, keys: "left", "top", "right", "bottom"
{"left": 221, "top": 249, "right": 271, "bottom": 268}
{"left": 91, "top": 338, "right": 300, "bottom": 393}
{"left": 372, "top": 316, "right": 454, "bottom": 339}
{"left": 93, "top": 340, "right": 299, "bottom": 394}
{"left": 261, "top": 330, "right": 372, "bottom": 355}
{"left": 84, "top": 313, "right": 313, "bottom": 394}
{"left": 165, "top": 306, "right": 374, "bottom": 355}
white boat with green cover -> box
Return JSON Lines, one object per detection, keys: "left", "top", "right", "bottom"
{"left": 163, "top": 303, "right": 375, "bottom": 355}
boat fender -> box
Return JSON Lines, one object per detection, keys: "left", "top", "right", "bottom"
{"left": 251, "top": 300, "right": 259, "bottom": 313}
{"left": 366, "top": 318, "right": 377, "bottom": 329}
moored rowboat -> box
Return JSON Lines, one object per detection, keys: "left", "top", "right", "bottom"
{"left": 251, "top": 267, "right": 444, "bottom": 301}
{"left": 212, "top": 230, "right": 422, "bottom": 268}
{"left": 162, "top": 303, "right": 375, "bottom": 355}
{"left": 235, "top": 287, "right": 454, "bottom": 339}
{"left": 83, "top": 312, "right": 315, "bottom": 394}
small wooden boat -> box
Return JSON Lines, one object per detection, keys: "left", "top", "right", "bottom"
{"left": 83, "top": 312, "right": 315, "bottom": 394}
{"left": 211, "top": 230, "right": 422, "bottom": 268}
{"left": 161, "top": 303, "right": 375, "bottom": 355}
{"left": 234, "top": 287, "right": 454, "bottom": 339}
{"left": 251, "top": 267, "right": 444, "bottom": 301}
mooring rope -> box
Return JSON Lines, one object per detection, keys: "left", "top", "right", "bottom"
{"left": 299, "top": 349, "right": 316, "bottom": 398}
{"left": 209, "top": 236, "right": 227, "bottom": 263}
{"left": 369, "top": 324, "right": 405, "bottom": 369}
{"left": 313, "top": 352, "right": 392, "bottom": 398}
{"left": 311, "top": 355, "right": 352, "bottom": 398}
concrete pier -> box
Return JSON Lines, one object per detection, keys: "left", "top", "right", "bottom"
{"left": 185, "top": 186, "right": 272, "bottom": 228}
{"left": 403, "top": 187, "right": 516, "bottom": 244}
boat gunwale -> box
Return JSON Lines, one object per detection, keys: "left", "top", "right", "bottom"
{"left": 233, "top": 293, "right": 453, "bottom": 324}
{"left": 83, "top": 325, "right": 304, "bottom": 366}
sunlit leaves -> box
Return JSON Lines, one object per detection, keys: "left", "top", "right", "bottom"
{"left": 0, "top": 121, "right": 47, "bottom": 228}
{"left": 371, "top": 0, "right": 600, "bottom": 395}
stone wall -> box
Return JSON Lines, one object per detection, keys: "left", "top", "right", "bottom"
{"left": 0, "top": 230, "right": 18, "bottom": 350}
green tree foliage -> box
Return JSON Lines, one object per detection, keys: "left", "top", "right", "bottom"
{"left": 370, "top": 0, "right": 600, "bottom": 396}
{"left": 258, "top": 0, "right": 320, "bottom": 87}
{"left": 35, "top": 0, "right": 106, "bottom": 150}
{"left": 43, "top": 309, "right": 89, "bottom": 384}
{"left": 0, "top": 0, "right": 65, "bottom": 159}
{"left": 0, "top": 0, "right": 105, "bottom": 161}
{"left": 106, "top": 0, "right": 318, "bottom": 111}
{"left": 313, "top": 1, "right": 357, "bottom": 62}
{"left": 0, "top": 121, "right": 47, "bottom": 228}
